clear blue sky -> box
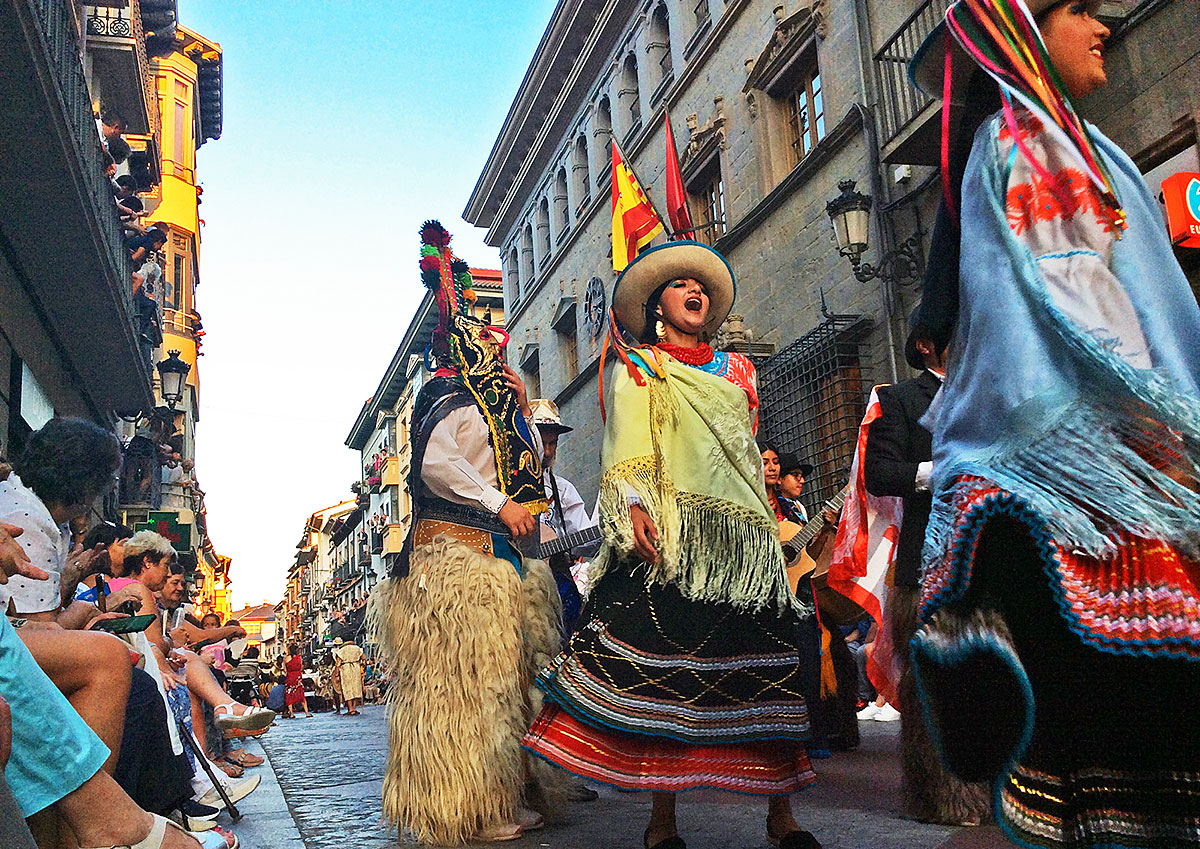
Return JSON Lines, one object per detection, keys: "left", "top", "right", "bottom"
{"left": 182, "top": 1, "right": 558, "bottom": 608}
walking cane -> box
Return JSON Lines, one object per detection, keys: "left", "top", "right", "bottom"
{"left": 176, "top": 719, "right": 242, "bottom": 822}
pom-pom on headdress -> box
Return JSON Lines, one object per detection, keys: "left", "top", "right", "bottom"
{"left": 420, "top": 220, "right": 479, "bottom": 366}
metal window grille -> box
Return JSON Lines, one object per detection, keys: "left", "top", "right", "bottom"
{"left": 757, "top": 314, "right": 873, "bottom": 512}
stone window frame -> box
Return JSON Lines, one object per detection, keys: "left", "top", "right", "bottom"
{"left": 572, "top": 133, "right": 591, "bottom": 214}
{"left": 683, "top": 141, "right": 726, "bottom": 246}
{"left": 619, "top": 52, "right": 642, "bottom": 140}
{"left": 742, "top": 5, "right": 828, "bottom": 192}
{"left": 646, "top": 2, "right": 674, "bottom": 105}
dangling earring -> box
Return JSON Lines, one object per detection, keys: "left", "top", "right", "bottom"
{"left": 654, "top": 312, "right": 666, "bottom": 341}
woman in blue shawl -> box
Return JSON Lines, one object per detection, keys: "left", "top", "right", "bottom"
{"left": 906, "top": 2, "right": 1200, "bottom": 847}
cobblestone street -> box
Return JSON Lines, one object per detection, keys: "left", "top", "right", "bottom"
{"left": 248, "top": 706, "right": 1009, "bottom": 849}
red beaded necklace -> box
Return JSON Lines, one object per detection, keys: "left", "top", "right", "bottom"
{"left": 657, "top": 341, "right": 714, "bottom": 365}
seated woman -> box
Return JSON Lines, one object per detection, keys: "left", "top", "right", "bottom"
{"left": 0, "top": 417, "right": 123, "bottom": 627}
{"left": 0, "top": 505, "right": 214, "bottom": 848}
{"left": 74, "top": 521, "right": 134, "bottom": 604}
{"left": 112, "top": 531, "right": 274, "bottom": 736}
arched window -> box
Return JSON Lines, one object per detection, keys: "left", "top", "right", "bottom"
{"left": 553, "top": 166, "right": 569, "bottom": 239}
{"left": 572, "top": 134, "right": 590, "bottom": 211}
{"left": 647, "top": 5, "right": 673, "bottom": 98}
{"left": 520, "top": 224, "right": 534, "bottom": 298}
{"left": 593, "top": 97, "right": 613, "bottom": 183}
{"left": 536, "top": 198, "right": 551, "bottom": 263}
{"left": 620, "top": 54, "right": 641, "bottom": 136}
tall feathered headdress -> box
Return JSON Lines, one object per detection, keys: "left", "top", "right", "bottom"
{"left": 420, "top": 220, "right": 480, "bottom": 367}
{"left": 415, "top": 220, "right": 546, "bottom": 514}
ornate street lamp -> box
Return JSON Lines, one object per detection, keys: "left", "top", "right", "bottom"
{"left": 826, "top": 179, "right": 872, "bottom": 261}
{"left": 826, "top": 179, "right": 923, "bottom": 286}
{"left": 157, "top": 350, "right": 191, "bottom": 409}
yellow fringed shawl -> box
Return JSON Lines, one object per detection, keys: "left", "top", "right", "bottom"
{"left": 591, "top": 354, "right": 802, "bottom": 614}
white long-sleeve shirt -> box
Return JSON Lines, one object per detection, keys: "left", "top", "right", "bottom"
{"left": 420, "top": 404, "right": 543, "bottom": 514}
{"left": 541, "top": 471, "right": 596, "bottom": 536}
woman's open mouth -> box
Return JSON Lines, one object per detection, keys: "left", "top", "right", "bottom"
{"left": 684, "top": 296, "right": 703, "bottom": 312}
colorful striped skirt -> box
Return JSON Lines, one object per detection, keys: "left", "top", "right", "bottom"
{"left": 522, "top": 561, "right": 815, "bottom": 795}
{"left": 913, "top": 477, "right": 1200, "bottom": 848}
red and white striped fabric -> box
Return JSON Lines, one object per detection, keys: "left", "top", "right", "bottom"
{"left": 826, "top": 386, "right": 904, "bottom": 705}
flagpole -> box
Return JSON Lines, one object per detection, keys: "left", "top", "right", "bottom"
{"left": 612, "top": 138, "right": 674, "bottom": 240}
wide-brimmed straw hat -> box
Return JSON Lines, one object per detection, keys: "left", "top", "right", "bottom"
{"left": 529, "top": 399, "right": 572, "bottom": 434}
{"left": 612, "top": 240, "right": 735, "bottom": 340}
{"left": 908, "top": 0, "right": 1101, "bottom": 99}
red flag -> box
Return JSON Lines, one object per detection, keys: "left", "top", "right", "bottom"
{"left": 664, "top": 112, "right": 693, "bottom": 238}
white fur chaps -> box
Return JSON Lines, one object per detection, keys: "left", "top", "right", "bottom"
{"left": 368, "top": 538, "right": 562, "bottom": 845}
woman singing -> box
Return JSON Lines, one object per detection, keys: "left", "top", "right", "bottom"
{"left": 523, "top": 241, "right": 820, "bottom": 849}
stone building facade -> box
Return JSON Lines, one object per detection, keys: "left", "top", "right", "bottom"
{"left": 466, "top": 0, "right": 1199, "bottom": 515}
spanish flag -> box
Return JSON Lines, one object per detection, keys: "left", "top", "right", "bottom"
{"left": 611, "top": 141, "right": 664, "bottom": 271}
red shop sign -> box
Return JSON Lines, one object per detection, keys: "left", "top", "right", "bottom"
{"left": 1161, "top": 171, "right": 1200, "bottom": 249}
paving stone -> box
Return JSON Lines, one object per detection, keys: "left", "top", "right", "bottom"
{"left": 256, "top": 704, "right": 1007, "bottom": 849}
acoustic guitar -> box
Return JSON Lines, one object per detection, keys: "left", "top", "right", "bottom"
{"left": 778, "top": 486, "right": 849, "bottom": 593}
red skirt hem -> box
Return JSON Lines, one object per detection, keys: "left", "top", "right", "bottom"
{"left": 522, "top": 705, "right": 816, "bottom": 796}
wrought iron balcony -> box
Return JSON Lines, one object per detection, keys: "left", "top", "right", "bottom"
{"left": 85, "top": 1, "right": 159, "bottom": 139}
{"left": 0, "top": 0, "right": 154, "bottom": 413}
{"left": 873, "top": 0, "right": 944, "bottom": 164}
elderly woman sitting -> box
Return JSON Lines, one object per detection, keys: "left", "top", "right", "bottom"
{"left": 109, "top": 532, "right": 275, "bottom": 735}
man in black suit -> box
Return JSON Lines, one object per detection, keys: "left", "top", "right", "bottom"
{"left": 864, "top": 313, "right": 989, "bottom": 826}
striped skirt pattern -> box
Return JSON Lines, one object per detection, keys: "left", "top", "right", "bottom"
{"left": 522, "top": 561, "right": 815, "bottom": 796}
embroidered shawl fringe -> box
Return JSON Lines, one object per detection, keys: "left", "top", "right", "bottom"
{"left": 591, "top": 459, "right": 803, "bottom": 615}
{"left": 927, "top": 399, "right": 1200, "bottom": 570}
{"left": 926, "top": 121, "right": 1200, "bottom": 571}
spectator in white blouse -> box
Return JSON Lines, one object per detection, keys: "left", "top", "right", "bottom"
{"left": 0, "top": 418, "right": 121, "bottom": 624}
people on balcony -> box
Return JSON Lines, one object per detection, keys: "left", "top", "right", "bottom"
{"left": 127, "top": 226, "right": 168, "bottom": 265}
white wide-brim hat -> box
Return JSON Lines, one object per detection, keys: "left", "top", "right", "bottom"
{"left": 529, "top": 398, "right": 572, "bottom": 433}
{"left": 908, "top": 0, "right": 1101, "bottom": 99}
{"left": 612, "top": 240, "right": 736, "bottom": 340}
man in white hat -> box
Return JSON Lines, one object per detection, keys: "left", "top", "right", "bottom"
{"left": 528, "top": 399, "right": 599, "bottom": 618}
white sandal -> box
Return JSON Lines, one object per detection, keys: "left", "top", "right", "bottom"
{"left": 82, "top": 813, "right": 202, "bottom": 849}
{"left": 213, "top": 703, "right": 275, "bottom": 732}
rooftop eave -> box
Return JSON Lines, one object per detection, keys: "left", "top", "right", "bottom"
{"left": 463, "top": 0, "right": 609, "bottom": 231}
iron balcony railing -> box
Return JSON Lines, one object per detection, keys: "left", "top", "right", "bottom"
{"left": 874, "top": 0, "right": 944, "bottom": 148}
{"left": 84, "top": 0, "right": 160, "bottom": 139}
{"left": 28, "top": 0, "right": 135, "bottom": 318}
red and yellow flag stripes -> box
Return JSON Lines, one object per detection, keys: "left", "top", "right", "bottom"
{"left": 611, "top": 141, "right": 664, "bottom": 272}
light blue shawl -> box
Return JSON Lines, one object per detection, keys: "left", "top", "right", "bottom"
{"left": 924, "top": 113, "right": 1200, "bottom": 565}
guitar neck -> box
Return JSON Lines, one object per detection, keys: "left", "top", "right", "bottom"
{"left": 539, "top": 526, "right": 602, "bottom": 559}
{"left": 786, "top": 487, "right": 849, "bottom": 550}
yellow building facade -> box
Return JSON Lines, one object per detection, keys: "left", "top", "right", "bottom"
{"left": 125, "top": 24, "right": 231, "bottom": 619}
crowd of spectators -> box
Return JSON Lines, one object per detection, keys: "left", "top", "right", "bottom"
{"left": 98, "top": 106, "right": 172, "bottom": 353}
{"left": 0, "top": 417, "right": 279, "bottom": 849}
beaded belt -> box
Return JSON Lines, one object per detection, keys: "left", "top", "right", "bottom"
{"left": 413, "top": 519, "right": 496, "bottom": 556}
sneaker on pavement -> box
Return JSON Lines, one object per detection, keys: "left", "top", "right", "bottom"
{"left": 856, "top": 702, "right": 882, "bottom": 721}
{"left": 873, "top": 702, "right": 901, "bottom": 722}
{"left": 198, "top": 774, "right": 261, "bottom": 809}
